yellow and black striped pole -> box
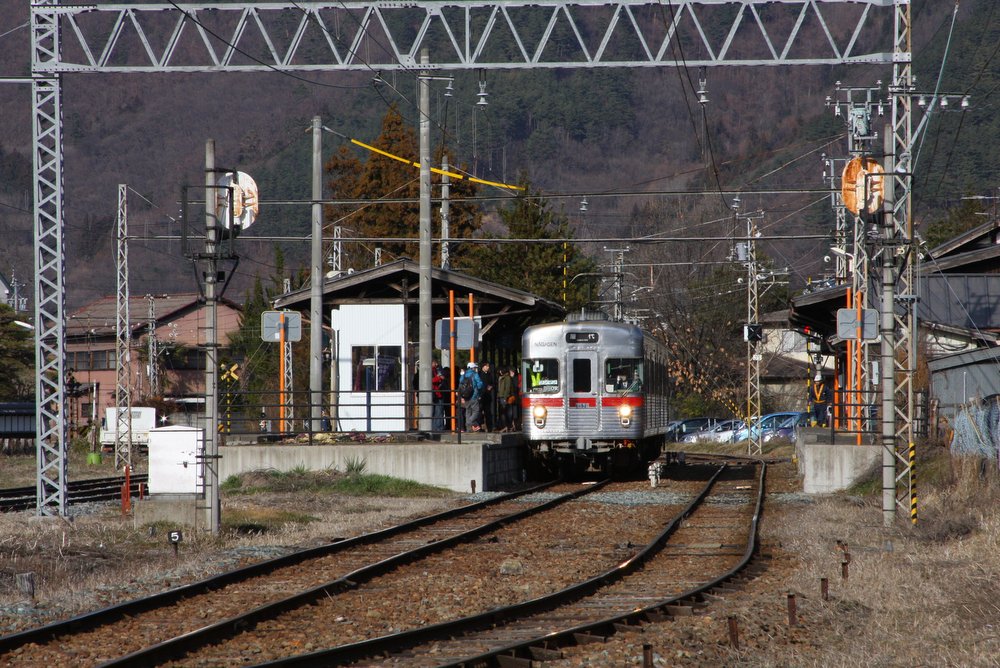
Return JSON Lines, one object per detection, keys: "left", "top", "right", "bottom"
{"left": 909, "top": 441, "right": 917, "bottom": 524}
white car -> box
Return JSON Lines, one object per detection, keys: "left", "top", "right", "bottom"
{"left": 681, "top": 419, "right": 744, "bottom": 444}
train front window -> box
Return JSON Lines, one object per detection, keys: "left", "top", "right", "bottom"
{"left": 606, "top": 358, "right": 643, "bottom": 392}
{"left": 524, "top": 358, "right": 559, "bottom": 394}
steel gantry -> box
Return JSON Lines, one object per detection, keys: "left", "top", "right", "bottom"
{"left": 29, "top": 0, "right": 903, "bottom": 516}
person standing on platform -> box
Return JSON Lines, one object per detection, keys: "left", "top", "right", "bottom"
{"left": 809, "top": 376, "right": 832, "bottom": 427}
{"left": 497, "top": 366, "right": 518, "bottom": 432}
{"left": 479, "top": 360, "right": 496, "bottom": 432}
{"left": 431, "top": 361, "right": 445, "bottom": 431}
{"left": 460, "top": 362, "right": 485, "bottom": 432}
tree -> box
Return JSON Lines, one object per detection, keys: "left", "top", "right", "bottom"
{"left": 921, "top": 197, "right": 986, "bottom": 250}
{"left": 465, "top": 181, "right": 596, "bottom": 311}
{"left": 225, "top": 247, "right": 310, "bottom": 419}
{"left": 325, "top": 105, "right": 483, "bottom": 273}
{"left": 0, "top": 304, "right": 35, "bottom": 400}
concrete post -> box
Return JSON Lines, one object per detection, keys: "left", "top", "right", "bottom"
{"left": 418, "top": 50, "right": 433, "bottom": 432}
{"left": 203, "top": 140, "right": 220, "bottom": 535}
{"left": 310, "top": 116, "right": 323, "bottom": 432}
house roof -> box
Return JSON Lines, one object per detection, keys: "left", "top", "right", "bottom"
{"left": 67, "top": 292, "right": 241, "bottom": 339}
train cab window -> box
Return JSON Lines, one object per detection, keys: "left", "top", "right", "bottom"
{"left": 572, "top": 359, "right": 591, "bottom": 393}
{"left": 523, "top": 358, "right": 559, "bottom": 394}
{"left": 606, "top": 358, "right": 643, "bottom": 392}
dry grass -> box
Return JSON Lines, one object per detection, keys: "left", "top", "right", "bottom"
{"left": 0, "top": 456, "right": 462, "bottom": 633}
{"left": 749, "top": 501, "right": 999, "bottom": 664}
{"left": 713, "top": 449, "right": 1000, "bottom": 667}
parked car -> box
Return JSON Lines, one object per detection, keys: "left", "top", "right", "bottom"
{"left": 681, "top": 418, "right": 744, "bottom": 444}
{"left": 666, "top": 417, "right": 719, "bottom": 442}
{"left": 732, "top": 412, "right": 803, "bottom": 443}
{"left": 765, "top": 412, "right": 811, "bottom": 443}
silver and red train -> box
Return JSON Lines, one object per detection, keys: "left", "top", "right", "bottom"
{"left": 520, "top": 314, "right": 671, "bottom": 476}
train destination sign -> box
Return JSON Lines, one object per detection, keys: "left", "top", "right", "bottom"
{"left": 565, "top": 332, "right": 599, "bottom": 343}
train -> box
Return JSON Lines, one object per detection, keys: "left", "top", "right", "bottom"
{"left": 521, "top": 313, "right": 671, "bottom": 477}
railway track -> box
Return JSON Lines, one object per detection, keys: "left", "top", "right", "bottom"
{"left": 252, "top": 462, "right": 764, "bottom": 667}
{"left": 0, "top": 474, "right": 148, "bottom": 512}
{"left": 0, "top": 478, "right": 606, "bottom": 666}
{"left": 0, "top": 463, "right": 762, "bottom": 667}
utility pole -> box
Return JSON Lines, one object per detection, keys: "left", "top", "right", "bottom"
{"left": 146, "top": 295, "right": 159, "bottom": 396}
{"left": 417, "top": 50, "right": 433, "bottom": 433}
{"left": 440, "top": 154, "right": 450, "bottom": 270}
{"left": 202, "top": 140, "right": 220, "bottom": 535}
{"left": 733, "top": 198, "right": 764, "bottom": 457}
{"left": 310, "top": 116, "right": 323, "bottom": 432}
{"left": 115, "top": 184, "right": 133, "bottom": 471}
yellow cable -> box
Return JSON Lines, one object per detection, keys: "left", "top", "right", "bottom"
{"left": 349, "top": 138, "right": 524, "bottom": 191}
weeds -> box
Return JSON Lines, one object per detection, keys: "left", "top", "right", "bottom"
{"left": 344, "top": 456, "right": 367, "bottom": 476}
{"left": 331, "top": 474, "right": 451, "bottom": 497}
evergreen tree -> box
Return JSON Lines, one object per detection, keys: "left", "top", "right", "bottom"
{"left": 225, "top": 247, "right": 308, "bottom": 418}
{"left": 325, "top": 105, "right": 483, "bottom": 272}
{"left": 467, "top": 182, "right": 596, "bottom": 311}
{"left": 922, "top": 197, "right": 986, "bottom": 251}
{"left": 0, "top": 304, "right": 34, "bottom": 400}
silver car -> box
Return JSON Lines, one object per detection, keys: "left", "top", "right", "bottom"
{"left": 681, "top": 419, "right": 744, "bottom": 444}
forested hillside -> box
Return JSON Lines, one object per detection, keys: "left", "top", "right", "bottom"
{"left": 0, "top": 0, "right": 993, "bottom": 315}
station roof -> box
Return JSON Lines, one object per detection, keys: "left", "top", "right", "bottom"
{"left": 274, "top": 259, "right": 566, "bottom": 343}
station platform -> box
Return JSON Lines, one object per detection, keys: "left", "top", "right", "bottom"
{"left": 219, "top": 431, "right": 527, "bottom": 494}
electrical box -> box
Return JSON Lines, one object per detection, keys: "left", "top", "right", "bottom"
{"left": 148, "top": 426, "right": 203, "bottom": 495}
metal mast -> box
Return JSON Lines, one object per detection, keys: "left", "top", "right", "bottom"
{"left": 829, "top": 83, "right": 884, "bottom": 442}
{"left": 146, "top": 295, "right": 159, "bottom": 396}
{"left": 31, "top": 2, "right": 67, "bottom": 516}
{"left": 886, "top": 2, "right": 916, "bottom": 526}
{"left": 283, "top": 335, "right": 295, "bottom": 431}
{"left": 735, "top": 199, "right": 764, "bottom": 457}
{"left": 115, "top": 184, "right": 134, "bottom": 471}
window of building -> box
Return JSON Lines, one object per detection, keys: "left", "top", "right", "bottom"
{"left": 351, "top": 345, "right": 401, "bottom": 392}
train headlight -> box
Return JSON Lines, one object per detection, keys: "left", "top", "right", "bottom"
{"left": 618, "top": 404, "right": 632, "bottom": 426}
{"left": 532, "top": 405, "right": 547, "bottom": 427}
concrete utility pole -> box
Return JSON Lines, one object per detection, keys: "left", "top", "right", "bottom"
{"left": 203, "top": 140, "right": 221, "bottom": 535}
{"left": 417, "top": 50, "right": 434, "bottom": 433}
{"left": 310, "top": 116, "right": 323, "bottom": 432}
{"left": 441, "top": 155, "right": 451, "bottom": 270}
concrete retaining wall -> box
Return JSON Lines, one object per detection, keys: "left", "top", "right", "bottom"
{"left": 796, "top": 435, "right": 880, "bottom": 494}
{"left": 218, "top": 436, "right": 525, "bottom": 493}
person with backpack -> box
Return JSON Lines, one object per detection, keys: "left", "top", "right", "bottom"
{"left": 460, "top": 362, "right": 485, "bottom": 432}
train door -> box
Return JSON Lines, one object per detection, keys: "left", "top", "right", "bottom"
{"left": 566, "top": 352, "right": 599, "bottom": 433}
